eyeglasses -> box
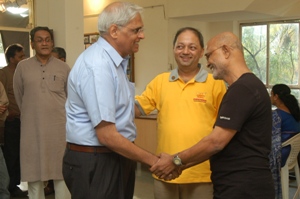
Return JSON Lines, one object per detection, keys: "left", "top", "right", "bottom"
{"left": 204, "top": 46, "right": 223, "bottom": 60}
{"left": 118, "top": 25, "right": 145, "bottom": 35}
{"left": 34, "top": 38, "right": 52, "bottom": 44}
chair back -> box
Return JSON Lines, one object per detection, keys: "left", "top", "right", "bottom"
{"left": 282, "top": 133, "right": 300, "bottom": 170}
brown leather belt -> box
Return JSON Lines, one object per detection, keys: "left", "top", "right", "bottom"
{"left": 66, "top": 143, "right": 112, "bottom": 153}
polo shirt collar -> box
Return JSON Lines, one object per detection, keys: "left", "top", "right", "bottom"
{"left": 169, "top": 63, "right": 208, "bottom": 82}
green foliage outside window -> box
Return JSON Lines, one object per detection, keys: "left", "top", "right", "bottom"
{"left": 241, "top": 21, "right": 300, "bottom": 100}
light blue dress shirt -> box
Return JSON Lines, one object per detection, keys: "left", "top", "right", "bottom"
{"left": 65, "top": 37, "right": 136, "bottom": 146}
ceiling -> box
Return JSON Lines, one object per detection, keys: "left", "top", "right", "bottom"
{"left": 1, "top": 0, "right": 300, "bottom": 28}
{"left": 168, "top": 0, "right": 300, "bottom": 22}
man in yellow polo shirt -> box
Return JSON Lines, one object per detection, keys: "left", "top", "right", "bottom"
{"left": 135, "top": 27, "right": 227, "bottom": 199}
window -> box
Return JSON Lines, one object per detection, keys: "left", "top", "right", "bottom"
{"left": 0, "top": 33, "right": 6, "bottom": 67}
{"left": 241, "top": 20, "right": 300, "bottom": 99}
{"left": 0, "top": 31, "right": 30, "bottom": 68}
{"left": 0, "top": 0, "right": 32, "bottom": 68}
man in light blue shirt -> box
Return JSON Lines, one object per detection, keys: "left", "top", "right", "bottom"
{"left": 66, "top": 37, "right": 136, "bottom": 146}
{"left": 63, "top": 2, "right": 177, "bottom": 199}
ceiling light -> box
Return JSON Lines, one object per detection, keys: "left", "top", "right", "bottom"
{"left": 0, "top": 0, "right": 28, "bottom": 14}
{"left": 7, "top": 6, "right": 27, "bottom": 14}
{"left": 20, "top": 13, "right": 28, "bottom": 17}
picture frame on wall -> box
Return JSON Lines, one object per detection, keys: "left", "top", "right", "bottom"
{"left": 84, "top": 35, "right": 89, "bottom": 44}
{"left": 84, "top": 43, "right": 91, "bottom": 49}
{"left": 127, "top": 54, "right": 134, "bottom": 82}
{"left": 89, "top": 34, "right": 99, "bottom": 44}
{"left": 84, "top": 32, "right": 100, "bottom": 49}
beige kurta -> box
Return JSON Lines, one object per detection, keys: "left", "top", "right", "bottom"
{"left": 0, "top": 81, "right": 8, "bottom": 143}
{"left": 0, "top": 66, "right": 20, "bottom": 119}
{"left": 13, "top": 56, "right": 70, "bottom": 182}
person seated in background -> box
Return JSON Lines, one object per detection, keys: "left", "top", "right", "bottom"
{"left": 52, "top": 47, "right": 66, "bottom": 62}
{"left": 269, "top": 83, "right": 300, "bottom": 199}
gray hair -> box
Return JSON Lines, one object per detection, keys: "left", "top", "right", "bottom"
{"left": 98, "top": 2, "right": 143, "bottom": 35}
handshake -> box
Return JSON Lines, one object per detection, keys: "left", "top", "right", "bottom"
{"left": 149, "top": 153, "right": 185, "bottom": 181}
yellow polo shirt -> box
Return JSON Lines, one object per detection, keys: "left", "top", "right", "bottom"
{"left": 135, "top": 66, "right": 227, "bottom": 183}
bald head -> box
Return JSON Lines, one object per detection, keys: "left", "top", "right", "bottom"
{"left": 208, "top": 32, "right": 243, "bottom": 53}
{"left": 205, "top": 32, "right": 250, "bottom": 85}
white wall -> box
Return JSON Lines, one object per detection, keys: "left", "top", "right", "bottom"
{"left": 33, "top": 0, "right": 300, "bottom": 69}
{"left": 82, "top": 0, "right": 236, "bottom": 94}
{"left": 82, "top": 0, "right": 300, "bottom": 94}
{"left": 134, "top": 5, "right": 168, "bottom": 94}
{"left": 83, "top": 1, "right": 169, "bottom": 94}
{"left": 34, "top": 0, "right": 84, "bottom": 67}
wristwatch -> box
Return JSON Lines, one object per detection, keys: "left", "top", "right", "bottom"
{"left": 173, "top": 154, "right": 183, "bottom": 166}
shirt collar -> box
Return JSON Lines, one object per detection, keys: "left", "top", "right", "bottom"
{"left": 98, "top": 37, "right": 130, "bottom": 69}
{"left": 34, "top": 55, "right": 53, "bottom": 65}
{"left": 169, "top": 63, "right": 208, "bottom": 82}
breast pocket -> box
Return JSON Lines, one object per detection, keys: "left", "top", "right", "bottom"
{"left": 47, "top": 74, "right": 65, "bottom": 93}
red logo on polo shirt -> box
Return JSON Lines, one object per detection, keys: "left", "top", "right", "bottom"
{"left": 193, "top": 92, "right": 206, "bottom": 102}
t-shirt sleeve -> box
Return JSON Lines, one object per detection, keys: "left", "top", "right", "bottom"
{"left": 135, "top": 76, "right": 159, "bottom": 115}
{"left": 215, "top": 84, "right": 255, "bottom": 131}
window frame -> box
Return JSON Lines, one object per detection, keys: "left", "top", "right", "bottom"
{"left": 240, "top": 19, "right": 300, "bottom": 98}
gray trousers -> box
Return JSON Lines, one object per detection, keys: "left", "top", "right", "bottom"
{"left": 63, "top": 148, "right": 136, "bottom": 199}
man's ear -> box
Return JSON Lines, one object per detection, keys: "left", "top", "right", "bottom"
{"left": 199, "top": 47, "right": 204, "bottom": 58}
{"left": 109, "top": 24, "right": 119, "bottom": 39}
{"left": 30, "top": 41, "right": 35, "bottom": 50}
{"left": 222, "top": 45, "right": 231, "bottom": 59}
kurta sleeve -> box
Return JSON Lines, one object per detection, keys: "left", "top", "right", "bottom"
{"left": 64, "top": 66, "right": 70, "bottom": 97}
{"left": 13, "top": 64, "right": 23, "bottom": 110}
{"left": 0, "top": 70, "right": 7, "bottom": 89}
{"left": 0, "top": 82, "right": 8, "bottom": 124}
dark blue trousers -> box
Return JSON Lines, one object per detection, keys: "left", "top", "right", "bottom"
{"left": 3, "top": 118, "right": 21, "bottom": 193}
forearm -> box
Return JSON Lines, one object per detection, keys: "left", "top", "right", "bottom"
{"left": 179, "top": 136, "right": 222, "bottom": 169}
{"left": 108, "top": 134, "right": 158, "bottom": 166}
{"left": 96, "top": 122, "right": 159, "bottom": 167}
{"left": 134, "top": 104, "right": 142, "bottom": 117}
{"left": 150, "top": 136, "right": 221, "bottom": 179}
{"left": 180, "top": 126, "right": 236, "bottom": 169}
{"left": 150, "top": 126, "right": 236, "bottom": 181}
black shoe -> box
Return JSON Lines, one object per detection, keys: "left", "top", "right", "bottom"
{"left": 289, "top": 174, "right": 297, "bottom": 181}
{"left": 44, "top": 185, "right": 55, "bottom": 196}
{"left": 10, "top": 187, "right": 28, "bottom": 198}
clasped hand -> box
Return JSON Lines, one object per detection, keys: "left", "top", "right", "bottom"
{"left": 150, "top": 153, "right": 182, "bottom": 181}
{"left": 0, "top": 104, "right": 7, "bottom": 114}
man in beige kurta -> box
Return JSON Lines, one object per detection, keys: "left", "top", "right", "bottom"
{"left": 13, "top": 26, "right": 70, "bottom": 199}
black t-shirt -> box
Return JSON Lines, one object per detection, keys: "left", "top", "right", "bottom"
{"left": 210, "top": 73, "right": 275, "bottom": 199}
